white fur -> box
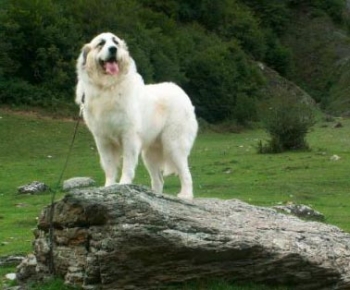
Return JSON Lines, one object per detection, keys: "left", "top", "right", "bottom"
{"left": 76, "top": 32, "right": 198, "bottom": 200}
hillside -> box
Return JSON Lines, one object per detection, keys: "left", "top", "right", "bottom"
{"left": 0, "top": 0, "right": 349, "bottom": 122}
{"left": 281, "top": 2, "right": 350, "bottom": 115}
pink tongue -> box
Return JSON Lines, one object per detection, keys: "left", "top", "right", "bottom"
{"left": 105, "top": 62, "right": 119, "bottom": 75}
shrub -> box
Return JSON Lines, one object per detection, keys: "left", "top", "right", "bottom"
{"left": 186, "top": 40, "right": 263, "bottom": 124}
{"left": 244, "top": 0, "right": 291, "bottom": 35}
{"left": 0, "top": 78, "right": 76, "bottom": 116}
{"left": 289, "top": 0, "right": 345, "bottom": 24}
{"left": 263, "top": 30, "right": 293, "bottom": 76}
{"left": 0, "top": 79, "right": 44, "bottom": 106}
{"left": 258, "top": 95, "right": 315, "bottom": 153}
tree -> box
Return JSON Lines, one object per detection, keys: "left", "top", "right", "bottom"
{"left": 0, "top": 0, "right": 81, "bottom": 110}
{"left": 186, "top": 39, "right": 263, "bottom": 123}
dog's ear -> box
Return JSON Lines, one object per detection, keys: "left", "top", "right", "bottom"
{"left": 75, "top": 80, "right": 85, "bottom": 105}
{"left": 119, "top": 39, "right": 128, "bottom": 52}
{"left": 117, "top": 39, "right": 132, "bottom": 74}
{"left": 81, "top": 44, "right": 91, "bottom": 66}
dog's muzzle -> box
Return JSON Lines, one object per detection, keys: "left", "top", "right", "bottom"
{"left": 100, "top": 46, "right": 119, "bottom": 75}
{"left": 108, "top": 46, "right": 117, "bottom": 56}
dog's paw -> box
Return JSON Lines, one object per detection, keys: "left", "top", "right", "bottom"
{"left": 177, "top": 192, "right": 193, "bottom": 201}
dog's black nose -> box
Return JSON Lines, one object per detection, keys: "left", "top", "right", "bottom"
{"left": 109, "top": 46, "right": 117, "bottom": 55}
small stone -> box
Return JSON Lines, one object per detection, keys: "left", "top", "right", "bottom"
{"left": 5, "top": 273, "right": 16, "bottom": 280}
{"left": 274, "top": 203, "right": 325, "bottom": 221}
{"left": 15, "top": 203, "right": 29, "bottom": 208}
{"left": 16, "top": 254, "right": 37, "bottom": 281}
{"left": 63, "top": 177, "right": 96, "bottom": 191}
{"left": 333, "top": 122, "right": 343, "bottom": 128}
{"left": 17, "top": 181, "right": 49, "bottom": 194}
{"left": 330, "top": 154, "right": 341, "bottom": 161}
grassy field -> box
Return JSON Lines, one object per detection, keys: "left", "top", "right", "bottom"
{"left": 1, "top": 109, "right": 350, "bottom": 289}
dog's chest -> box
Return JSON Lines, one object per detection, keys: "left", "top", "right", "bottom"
{"left": 84, "top": 93, "right": 136, "bottom": 136}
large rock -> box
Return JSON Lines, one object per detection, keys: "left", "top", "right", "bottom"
{"left": 17, "top": 185, "right": 350, "bottom": 289}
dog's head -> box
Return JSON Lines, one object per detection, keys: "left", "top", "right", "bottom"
{"left": 77, "top": 32, "right": 132, "bottom": 86}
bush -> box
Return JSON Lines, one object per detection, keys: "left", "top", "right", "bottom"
{"left": 289, "top": 0, "right": 345, "bottom": 24}
{"left": 186, "top": 40, "right": 263, "bottom": 124}
{"left": 201, "top": 0, "right": 267, "bottom": 60}
{"left": 258, "top": 95, "right": 315, "bottom": 153}
{"left": 0, "top": 78, "right": 76, "bottom": 115}
{"left": 0, "top": 79, "right": 45, "bottom": 106}
{"left": 245, "top": 0, "right": 291, "bottom": 35}
{"left": 263, "top": 30, "right": 293, "bottom": 76}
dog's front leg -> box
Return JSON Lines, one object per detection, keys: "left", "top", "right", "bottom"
{"left": 95, "top": 137, "right": 121, "bottom": 187}
{"left": 119, "top": 134, "right": 141, "bottom": 185}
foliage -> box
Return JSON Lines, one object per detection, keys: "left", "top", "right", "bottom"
{"left": 258, "top": 96, "right": 315, "bottom": 153}
{"left": 244, "top": 0, "right": 291, "bottom": 35}
{"left": 1, "top": 0, "right": 81, "bottom": 85}
{"left": 186, "top": 40, "right": 263, "bottom": 123}
{"left": 282, "top": 10, "right": 344, "bottom": 108}
{"left": 289, "top": 0, "right": 345, "bottom": 23}
{"left": 0, "top": 0, "right": 348, "bottom": 122}
{"left": 263, "top": 30, "right": 293, "bottom": 76}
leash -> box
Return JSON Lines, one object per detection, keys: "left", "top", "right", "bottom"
{"left": 48, "top": 104, "right": 84, "bottom": 274}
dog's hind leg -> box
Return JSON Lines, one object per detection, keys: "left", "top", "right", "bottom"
{"left": 95, "top": 138, "right": 121, "bottom": 187}
{"left": 173, "top": 155, "right": 193, "bottom": 200}
{"left": 142, "top": 147, "right": 164, "bottom": 194}
{"left": 162, "top": 145, "right": 193, "bottom": 200}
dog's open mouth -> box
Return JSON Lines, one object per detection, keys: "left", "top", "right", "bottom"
{"left": 100, "top": 58, "right": 119, "bottom": 75}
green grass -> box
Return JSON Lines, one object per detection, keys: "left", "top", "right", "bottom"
{"left": 192, "top": 123, "right": 350, "bottom": 230}
{"left": 1, "top": 109, "right": 350, "bottom": 289}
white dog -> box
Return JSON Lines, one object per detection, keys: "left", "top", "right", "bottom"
{"left": 75, "top": 32, "right": 198, "bottom": 200}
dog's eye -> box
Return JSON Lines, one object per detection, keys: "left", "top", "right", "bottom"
{"left": 97, "top": 39, "right": 106, "bottom": 47}
{"left": 112, "top": 38, "right": 119, "bottom": 45}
